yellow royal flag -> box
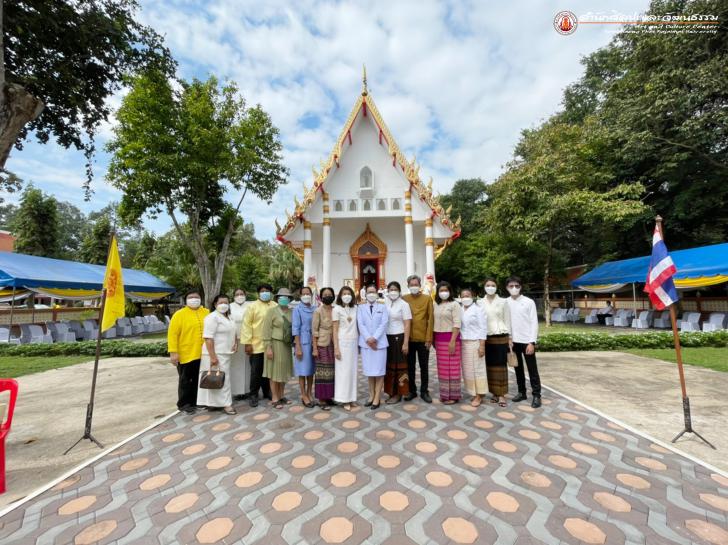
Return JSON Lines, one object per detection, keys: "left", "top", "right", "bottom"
{"left": 101, "top": 235, "right": 125, "bottom": 332}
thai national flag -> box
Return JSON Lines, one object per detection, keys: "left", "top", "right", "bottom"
{"left": 644, "top": 225, "right": 679, "bottom": 310}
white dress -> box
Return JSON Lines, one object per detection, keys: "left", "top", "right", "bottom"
{"left": 198, "top": 311, "right": 236, "bottom": 408}
{"left": 333, "top": 304, "right": 358, "bottom": 403}
{"left": 229, "top": 301, "right": 251, "bottom": 396}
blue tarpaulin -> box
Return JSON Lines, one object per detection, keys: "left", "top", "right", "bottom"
{"left": 0, "top": 251, "right": 174, "bottom": 298}
{"left": 572, "top": 243, "right": 728, "bottom": 291}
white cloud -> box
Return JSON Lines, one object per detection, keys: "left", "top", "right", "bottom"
{"left": 3, "top": 0, "right": 650, "bottom": 241}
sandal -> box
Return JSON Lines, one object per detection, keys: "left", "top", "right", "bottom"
{"left": 320, "top": 403, "right": 332, "bottom": 411}
{"left": 273, "top": 401, "right": 285, "bottom": 410}
{"left": 490, "top": 396, "right": 499, "bottom": 404}
{"left": 280, "top": 397, "right": 293, "bottom": 405}
{"left": 443, "top": 400, "right": 456, "bottom": 405}
{"left": 223, "top": 407, "right": 237, "bottom": 415}
{"left": 498, "top": 398, "right": 507, "bottom": 407}
{"left": 343, "top": 403, "right": 352, "bottom": 411}
{"left": 470, "top": 397, "right": 482, "bottom": 407}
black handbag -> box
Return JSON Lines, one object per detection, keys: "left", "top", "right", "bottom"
{"left": 200, "top": 368, "right": 225, "bottom": 389}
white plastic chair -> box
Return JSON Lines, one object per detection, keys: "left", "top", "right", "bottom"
{"left": 47, "top": 322, "right": 76, "bottom": 342}
{"left": 20, "top": 324, "right": 51, "bottom": 344}
{"left": 605, "top": 309, "right": 622, "bottom": 326}
{"left": 115, "top": 317, "right": 133, "bottom": 336}
{"left": 653, "top": 311, "right": 671, "bottom": 328}
{"left": 702, "top": 313, "right": 727, "bottom": 332}
{"left": 130, "top": 316, "right": 146, "bottom": 335}
{"left": 566, "top": 308, "right": 580, "bottom": 323}
{"left": 551, "top": 308, "right": 567, "bottom": 323}
{"left": 631, "top": 311, "right": 654, "bottom": 329}
{"left": 680, "top": 312, "right": 701, "bottom": 332}
{"left": 0, "top": 326, "right": 21, "bottom": 344}
{"left": 82, "top": 320, "right": 100, "bottom": 340}
{"left": 584, "top": 309, "right": 599, "bottom": 324}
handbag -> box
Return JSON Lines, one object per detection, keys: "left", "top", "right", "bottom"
{"left": 507, "top": 350, "right": 518, "bottom": 368}
{"left": 200, "top": 368, "right": 226, "bottom": 389}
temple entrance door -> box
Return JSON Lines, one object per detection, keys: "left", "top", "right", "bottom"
{"left": 359, "top": 259, "right": 379, "bottom": 289}
{"left": 350, "top": 223, "right": 388, "bottom": 293}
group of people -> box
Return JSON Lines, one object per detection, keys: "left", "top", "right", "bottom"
{"left": 167, "top": 274, "right": 543, "bottom": 416}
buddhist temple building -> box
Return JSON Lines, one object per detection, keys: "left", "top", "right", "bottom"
{"left": 275, "top": 69, "right": 461, "bottom": 291}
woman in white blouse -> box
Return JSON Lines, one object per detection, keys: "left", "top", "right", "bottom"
{"left": 459, "top": 288, "right": 488, "bottom": 406}
{"left": 333, "top": 285, "right": 359, "bottom": 411}
{"left": 228, "top": 288, "right": 251, "bottom": 400}
{"left": 384, "top": 281, "right": 411, "bottom": 404}
{"left": 198, "top": 294, "right": 238, "bottom": 415}
{"left": 479, "top": 278, "right": 512, "bottom": 407}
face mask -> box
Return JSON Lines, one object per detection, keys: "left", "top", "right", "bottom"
{"left": 322, "top": 295, "right": 335, "bottom": 305}
{"left": 300, "top": 295, "right": 312, "bottom": 305}
{"left": 508, "top": 286, "right": 521, "bottom": 296}
{"left": 278, "top": 296, "right": 290, "bottom": 307}
{"left": 342, "top": 294, "right": 353, "bottom": 304}
{"left": 388, "top": 291, "right": 400, "bottom": 300}
{"left": 216, "top": 303, "right": 229, "bottom": 314}
{"left": 234, "top": 295, "right": 246, "bottom": 304}
{"left": 461, "top": 297, "right": 473, "bottom": 307}
{"left": 187, "top": 298, "right": 201, "bottom": 309}
{"left": 439, "top": 291, "right": 450, "bottom": 301}
{"left": 484, "top": 286, "right": 497, "bottom": 296}
{"left": 366, "top": 293, "right": 378, "bottom": 303}
{"left": 409, "top": 286, "right": 420, "bottom": 295}
{"left": 259, "top": 291, "right": 272, "bottom": 302}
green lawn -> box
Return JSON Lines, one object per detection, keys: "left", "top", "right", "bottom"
{"left": 0, "top": 355, "right": 108, "bottom": 378}
{"left": 624, "top": 347, "right": 728, "bottom": 373}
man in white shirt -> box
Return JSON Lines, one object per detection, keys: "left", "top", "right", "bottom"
{"left": 505, "top": 276, "right": 542, "bottom": 408}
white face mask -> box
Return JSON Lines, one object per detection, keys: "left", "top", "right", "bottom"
{"left": 388, "top": 291, "right": 400, "bottom": 300}
{"left": 409, "top": 286, "right": 420, "bottom": 295}
{"left": 216, "top": 303, "right": 229, "bottom": 314}
{"left": 439, "top": 291, "right": 450, "bottom": 301}
{"left": 187, "top": 298, "right": 201, "bottom": 309}
{"left": 366, "top": 293, "right": 378, "bottom": 303}
{"left": 508, "top": 286, "right": 521, "bottom": 296}
{"left": 342, "top": 294, "right": 353, "bottom": 304}
{"left": 300, "top": 294, "right": 312, "bottom": 305}
{"left": 484, "top": 286, "right": 497, "bottom": 296}
{"left": 234, "top": 295, "right": 246, "bottom": 304}
{"left": 461, "top": 297, "right": 473, "bottom": 307}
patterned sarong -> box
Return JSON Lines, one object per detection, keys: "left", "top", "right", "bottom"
{"left": 314, "top": 343, "right": 335, "bottom": 401}
{"left": 384, "top": 334, "right": 409, "bottom": 396}
{"left": 434, "top": 331, "right": 462, "bottom": 402}
{"left": 461, "top": 339, "right": 487, "bottom": 395}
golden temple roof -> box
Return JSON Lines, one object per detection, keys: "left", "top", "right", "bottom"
{"left": 275, "top": 81, "right": 462, "bottom": 244}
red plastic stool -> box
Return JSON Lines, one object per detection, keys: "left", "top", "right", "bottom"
{"left": 0, "top": 379, "right": 19, "bottom": 495}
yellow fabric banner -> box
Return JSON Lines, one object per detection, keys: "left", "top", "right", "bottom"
{"left": 101, "top": 235, "right": 125, "bottom": 332}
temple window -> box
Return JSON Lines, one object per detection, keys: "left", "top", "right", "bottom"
{"left": 334, "top": 200, "right": 343, "bottom": 212}
{"left": 360, "top": 166, "right": 373, "bottom": 189}
{"left": 377, "top": 199, "right": 387, "bottom": 211}
{"left": 363, "top": 199, "right": 372, "bottom": 211}
{"left": 348, "top": 200, "right": 358, "bottom": 212}
{"left": 391, "top": 198, "right": 401, "bottom": 210}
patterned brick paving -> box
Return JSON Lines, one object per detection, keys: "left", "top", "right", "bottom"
{"left": 1, "top": 371, "right": 728, "bottom": 545}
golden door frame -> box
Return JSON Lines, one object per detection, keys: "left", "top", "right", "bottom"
{"left": 350, "top": 223, "right": 387, "bottom": 292}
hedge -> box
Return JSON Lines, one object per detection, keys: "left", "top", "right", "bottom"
{"left": 0, "top": 330, "right": 726, "bottom": 358}
{"left": 536, "top": 330, "right": 728, "bottom": 352}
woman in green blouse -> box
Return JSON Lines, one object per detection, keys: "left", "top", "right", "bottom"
{"left": 263, "top": 288, "right": 294, "bottom": 409}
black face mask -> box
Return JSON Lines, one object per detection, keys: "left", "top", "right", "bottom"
{"left": 321, "top": 295, "right": 335, "bottom": 305}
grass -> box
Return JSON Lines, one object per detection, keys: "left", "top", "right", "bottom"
{"left": 624, "top": 347, "right": 728, "bottom": 373}
{"left": 0, "top": 355, "right": 109, "bottom": 378}
{"left": 539, "top": 322, "right": 651, "bottom": 335}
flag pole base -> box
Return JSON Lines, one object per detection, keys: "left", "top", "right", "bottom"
{"left": 670, "top": 397, "right": 716, "bottom": 450}
{"left": 63, "top": 432, "right": 104, "bottom": 455}
{"left": 63, "top": 402, "right": 105, "bottom": 455}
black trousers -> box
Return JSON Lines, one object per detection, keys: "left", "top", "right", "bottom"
{"left": 249, "top": 352, "right": 271, "bottom": 399}
{"left": 177, "top": 359, "right": 200, "bottom": 410}
{"left": 407, "top": 341, "right": 430, "bottom": 395}
{"left": 512, "top": 342, "right": 541, "bottom": 396}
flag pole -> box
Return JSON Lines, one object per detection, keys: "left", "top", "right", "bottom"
{"left": 655, "top": 216, "right": 715, "bottom": 449}
{"left": 64, "top": 230, "right": 116, "bottom": 454}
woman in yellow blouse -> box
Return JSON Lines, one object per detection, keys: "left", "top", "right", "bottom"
{"left": 168, "top": 291, "right": 210, "bottom": 414}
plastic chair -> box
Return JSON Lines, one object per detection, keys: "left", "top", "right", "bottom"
{"left": 0, "top": 378, "right": 19, "bottom": 494}
{"left": 584, "top": 309, "right": 599, "bottom": 324}
{"left": 703, "top": 313, "right": 727, "bottom": 332}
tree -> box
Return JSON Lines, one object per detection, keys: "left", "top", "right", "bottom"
{"left": 438, "top": 178, "right": 488, "bottom": 234}
{"left": 484, "top": 118, "right": 647, "bottom": 324}
{"left": 0, "top": 0, "right": 173, "bottom": 191}
{"left": 0, "top": 202, "right": 17, "bottom": 230}
{"left": 11, "top": 185, "right": 59, "bottom": 256}
{"left": 56, "top": 201, "right": 88, "bottom": 258}
{"left": 79, "top": 215, "right": 113, "bottom": 264}
{"left": 106, "top": 70, "right": 288, "bottom": 305}
{"left": 267, "top": 244, "right": 303, "bottom": 291}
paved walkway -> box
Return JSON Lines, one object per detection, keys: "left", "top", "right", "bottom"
{"left": 1, "top": 365, "right": 727, "bottom": 545}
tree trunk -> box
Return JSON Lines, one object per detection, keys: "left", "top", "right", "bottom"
{"left": 0, "top": 83, "right": 45, "bottom": 172}
{"left": 543, "top": 233, "right": 553, "bottom": 327}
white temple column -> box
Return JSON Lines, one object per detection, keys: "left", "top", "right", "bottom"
{"left": 425, "top": 217, "right": 435, "bottom": 278}
{"left": 404, "top": 190, "right": 414, "bottom": 277}
{"left": 322, "top": 192, "right": 331, "bottom": 287}
{"left": 303, "top": 220, "right": 312, "bottom": 284}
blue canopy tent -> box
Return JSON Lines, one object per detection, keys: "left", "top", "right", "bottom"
{"left": 572, "top": 243, "right": 728, "bottom": 293}
{"left": 0, "top": 252, "right": 174, "bottom": 301}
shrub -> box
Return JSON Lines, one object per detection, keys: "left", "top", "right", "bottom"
{"left": 537, "top": 330, "right": 728, "bottom": 352}
{"left": 0, "top": 340, "right": 169, "bottom": 358}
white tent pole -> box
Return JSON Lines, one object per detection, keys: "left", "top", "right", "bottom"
{"left": 632, "top": 282, "right": 637, "bottom": 310}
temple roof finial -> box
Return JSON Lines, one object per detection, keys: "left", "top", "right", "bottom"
{"left": 362, "top": 64, "right": 368, "bottom": 96}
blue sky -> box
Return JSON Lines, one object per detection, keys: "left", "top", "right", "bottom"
{"left": 3, "top": 0, "right": 650, "bottom": 241}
